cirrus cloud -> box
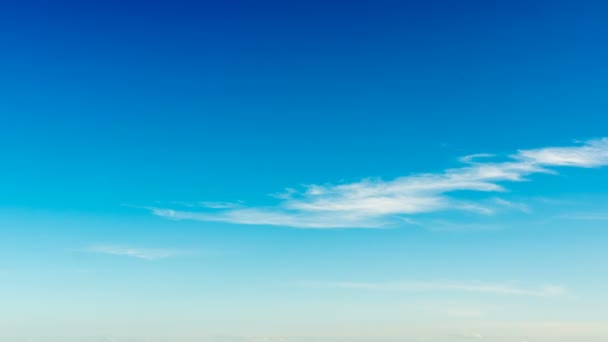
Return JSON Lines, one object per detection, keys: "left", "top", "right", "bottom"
{"left": 87, "top": 245, "right": 184, "bottom": 260}
{"left": 150, "top": 138, "right": 608, "bottom": 228}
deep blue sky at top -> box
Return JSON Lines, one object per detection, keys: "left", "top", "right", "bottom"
{"left": 1, "top": 0, "right": 607, "bottom": 212}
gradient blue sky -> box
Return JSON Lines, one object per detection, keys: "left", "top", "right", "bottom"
{"left": 2, "top": 1, "right": 608, "bottom": 341}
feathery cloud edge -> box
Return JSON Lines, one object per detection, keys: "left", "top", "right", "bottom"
{"left": 87, "top": 245, "right": 182, "bottom": 260}
{"left": 151, "top": 138, "right": 608, "bottom": 228}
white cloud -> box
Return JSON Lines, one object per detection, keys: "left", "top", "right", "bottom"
{"left": 311, "top": 281, "right": 567, "bottom": 297}
{"left": 151, "top": 138, "right": 608, "bottom": 228}
{"left": 518, "top": 140, "right": 608, "bottom": 167}
{"left": 151, "top": 207, "right": 386, "bottom": 229}
{"left": 197, "top": 201, "right": 243, "bottom": 209}
{"left": 87, "top": 245, "right": 182, "bottom": 260}
{"left": 459, "top": 153, "right": 495, "bottom": 164}
{"left": 165, "top": 201, "right": 243, "bottom": 209}
{"left": 492, "top": 198, "right": 531, "bottom": 213}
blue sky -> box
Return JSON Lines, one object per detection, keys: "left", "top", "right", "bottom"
{"left": 1, "top": 1, "right": 608, "bottom": 341}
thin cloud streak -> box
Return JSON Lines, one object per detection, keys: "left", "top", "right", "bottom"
{"left": 87, "top": 245, "right": 182, "bottom": 260}
{"left": 198, "top": 201, "right": 243, "bottom": 209}
{"left": 151, "top": 138, "right": 608, "bottom": 228}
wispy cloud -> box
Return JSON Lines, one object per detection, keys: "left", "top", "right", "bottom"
{"left": 492, "top": 198, "right": 531, "bottom": 213}
{"left": 198, "top": 201, "right": 243, "bottom": 209}
{"left": 161, "top": 201, "right": 243, "bottom": 209}
{"left": 87, "top": 245, "right": 183, "bottom": 260}
{"left": 150, "top": 138, "right": 608, "bottom": 228}
{"left": 310, "top": 281, "right": 567, "bottom": 297}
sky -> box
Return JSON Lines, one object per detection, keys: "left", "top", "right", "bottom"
{"left": 1, "top": 0, "right": 608, "bottom": 341}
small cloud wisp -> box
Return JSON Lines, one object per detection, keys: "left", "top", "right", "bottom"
{"left": 87, "top": 245, "right": 181, "bottom": 260}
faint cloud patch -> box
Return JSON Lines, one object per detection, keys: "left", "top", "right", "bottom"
{"left": 87, "top": 245, "right": 188, "bottom": 260}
